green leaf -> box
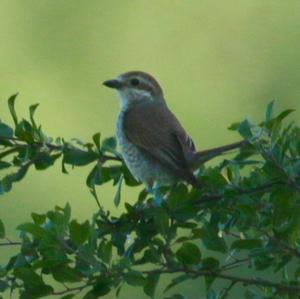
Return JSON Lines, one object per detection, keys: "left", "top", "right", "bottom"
{"left": 31, "top": 213, "right": 46, "bottom": 225}
{"left": 265, "top": 100, "right": 275, "bottom": 122}
{"left": 69, "top": 220, "right": 90, "bottom": 246}
{"left": 275, "top": 109, "right": 295, "bottom": 123}
{"left": 17, "top": 223, "right": 44, "bottom": 239}
{"left": 0, "top": 220, "right": 5, "bottom": 239}
{"left": 0, "top": 163, "right": 31, "bottom": 195}
{"left": 93, "top": 133, "right": 101, "bottom": 151}
{"left": 114, "top": 175, "right": 123, "bottom": 207}
{"left": 63, "top": 147, "right": 98, "bottom": 166}
{"left": 122, "top": 165, "right": 140, "bottom": 186}
{"left": 14, "top": 268, "right": 53, "bottom": 296}
{"left": 153, "top": 209, "right": 169, "bottom": 236}
{"left": 0, "top": 280, "right": 8, "bottom": 292}
{"left": 52, "top": 265, "right": 82, "bottom": 282}
{"left": 176, "top": 242, "right": 201, "bottom": 265}
{"left": 0, "top": 122, "right": 13, "bottom": 138}
{"left": 29, "top": 103, "right": 39, "bottom": 128}
{"left": 201, "top": 257, "right": 219, "bottom": 271}
{"left": 143, "top": 273, "right": 160, "bottom": 298}
{"left": 272, "top": 190, "right": 295, "bottom": 233}
{"left": 101, "top": 137, "right": 117, "bottom": 152}
{"left": 15, "top": 119, "right": 34, "bottom": 142}
{"left": 238, "top": 119, "right": 253, "bottom": 139}
{"left": 8, "top": 93, "right": 18, "bottom": 126}
{"left": 201, "top": 226, "right": 227, "bottom": 253}
{"left": 34, "top": 152, "right": 61, "bottom": 170}
{"left": 0, "top": 161, "right": 11, "bottom": 170}
{"left": 98, "top": 241, "right": 112, "bottom": 264}
{"left": 93, "top": 278, "right": 111, "bottom": 296}
{"left": 83, "top": 277, "right": 111, "bottom": 298}
{"left": 124, "top": 271, "right": 146, "bottom": 286}
{"left": 254, "top": 255, "right": 274, "bottom": 271}
{"left": 231, "top": 239, "right": 262, "bottom": 250}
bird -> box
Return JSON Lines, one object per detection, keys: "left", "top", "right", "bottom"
{"left": 103, "top": 71, "right": 244, "bottom": 189}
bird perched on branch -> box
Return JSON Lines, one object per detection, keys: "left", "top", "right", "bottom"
{"left": 103, "top": 71, "right": 245, "bottom": 188}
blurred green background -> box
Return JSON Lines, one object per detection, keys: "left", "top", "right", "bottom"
{"left": 1, "top": 1, "right": 300, "bottom": 298}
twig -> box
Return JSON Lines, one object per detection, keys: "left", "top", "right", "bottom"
{"left": 0, "top": 241, "right": 21, "bottom": 246}
{"left": 143, "top": 267, "right": 300, "bottom": 292}
{"left": 52, "top": 284, "right": 89, "bottom": 296}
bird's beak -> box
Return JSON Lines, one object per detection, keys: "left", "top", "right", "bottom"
{"left": 103, "top": 79, "right": 123, "bottom": 89}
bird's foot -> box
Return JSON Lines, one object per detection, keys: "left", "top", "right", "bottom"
{"left": 146, "top": 184, "right": 164, "bottom": 206}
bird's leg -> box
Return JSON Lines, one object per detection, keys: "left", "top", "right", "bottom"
{"left": 146, "top": 182, "right": 164, "bottom": 206}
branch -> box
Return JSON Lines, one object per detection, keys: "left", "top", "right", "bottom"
{"left": 144, "top": 268, "right": 300, "bottom": 292}
{"left": 0, "top": 135, "right": 122, "bottom": 163}
{"left": 52, "top": 284, "right": 89, "bottom": 296}
{"left": 0, "top": 241, "right": 21, "bottom": 246}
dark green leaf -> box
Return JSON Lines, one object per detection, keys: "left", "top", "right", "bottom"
{"left": 101, "top": 136, "right": 117, "bottom": 152}
{"left": 114, "top": 175, "right": 123, "bottom": 207}
{"left": 93, "top": 281, "right": 111, "bottom": 297}
{"left": 275, "top": 109, "right": 295, "bottom": 123}
{"left": 17, "top": 223, "right": 44, "bottom": 239}
{"left": 176, "top": 242, "right": 201, "bottom": 264}
{"left": 201, "top": 226, "right": 227, "bottom": 253}
{"left": 122, "top": 165, "right": 140, "bottom": 186}
{"left": 31, "top": 213, "right": 46, "bottom": 225}
{"left": 231, "top": 239, "right": 262, "bottom": 250}
{"left": 92, "top": 132, "right": 101, "bottom": 151}
{"left": 29, "top": 103, "right": 39, "bottom": 128}
{"left": 124, "top": 271, "right": 146, "bottom": 286}
{"left": 272, "top": 190, "right": 295, "bottom": 233}
{"left": 143, "top": 273, "right": 160, "bottom": 298}
{"left": 8, "top": 93, "right": 18, "bottom": 126}
{"left": 14, "top": 268, "right": 53, "bottom": 295}
{"left": 0, "top": 161, "right": 11, "bottom": 170}
{"left": 0, "top": 280, "right": 8, "bottom": 292}
{"left": 83, "top": 277, "right": 111, "bottom": 298}
{"left": 0, "top": 122, "right": 13, "bottom": 138}
{"left": 34, "top": 153, "right": 61, "bottom": 170}
{"left": 265, "top": 100, "right": 275, "bottom": 122}
{"left": 52, "top": 265, "right": 82, "bottom": 282}
{"left": 0, "top": 220, "right": 4, "bottom": 239}
{"left": 15, "top": 119, "right": 34, "bottom": 142}
{"left": 98, "top": 241, "right": 112, "bottom": 264}
{"left": 201, "top": 257, "right": 219, "bottom": 271}
{"left": 238, "top": 119, "right": 253, "bottom": 139}
{"left": 153, "top": 209, "right": 169, "bottom": 236}
{"left": 69, "top": 220, "right": 90, "bottom": 246}
{"left": 63, "top": 147, "right": 98, "bottom": 166}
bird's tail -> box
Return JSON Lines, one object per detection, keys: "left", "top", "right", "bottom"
{"left": 191, "top": 140, "right": 248, "bottom": 168}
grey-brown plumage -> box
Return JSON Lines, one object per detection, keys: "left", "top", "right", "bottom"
{"left": 104, "top": 71, "right": 200, "bottom": 187}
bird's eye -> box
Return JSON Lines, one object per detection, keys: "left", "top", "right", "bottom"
{"left": 130, "top": 78, "right": 140, "bottom": 86}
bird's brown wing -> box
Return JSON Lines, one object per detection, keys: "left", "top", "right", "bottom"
{"left": 123, "top": 102, "right": 197, "bottom": 181}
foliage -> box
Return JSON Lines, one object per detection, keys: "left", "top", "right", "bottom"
{"left": 1, "top": 96, "right": 300, "bottom": 299}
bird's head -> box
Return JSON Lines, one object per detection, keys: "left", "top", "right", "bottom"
{"left": 103, "top": 71, "right": 164, "bottom": 110}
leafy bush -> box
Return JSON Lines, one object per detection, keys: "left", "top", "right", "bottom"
{"left": 0, "top": 96, "right": 300, "bottom": 299}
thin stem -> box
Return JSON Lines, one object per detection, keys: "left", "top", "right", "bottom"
{"left": 0, "top": 241, "right": 21, "bottom": 246}
{"left": 143, "top": 268, "right": 300, "bottom": 292}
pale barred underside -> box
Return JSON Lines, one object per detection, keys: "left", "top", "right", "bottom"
{"left": 116, "top": 110, "right": 176, "bottom": 186}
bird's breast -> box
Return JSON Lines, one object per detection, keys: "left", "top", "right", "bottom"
{"left": 116, "top": 111, "right": 174, "bottom": 186}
